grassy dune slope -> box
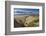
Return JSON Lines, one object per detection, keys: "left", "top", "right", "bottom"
{"left": 14, "top": 16, "right": 39, "bottom": 27}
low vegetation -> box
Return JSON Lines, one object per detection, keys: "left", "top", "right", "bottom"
{"left": 14, "top": 16, "right": 39, "bottom": 27}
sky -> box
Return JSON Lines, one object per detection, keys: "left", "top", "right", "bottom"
{"left": 14, "top": 8, "right": 39, "bottom": 15}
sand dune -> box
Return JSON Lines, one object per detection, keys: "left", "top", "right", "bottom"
{"left": 14, "top": 16, "right": 39, "bottom": 27}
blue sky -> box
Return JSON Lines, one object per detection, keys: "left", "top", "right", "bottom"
{"left": 14, "top": 8, "right": 39, "bottom": 15}
{"left": 14, "top": 8, "right": 39, "bottom": 13}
